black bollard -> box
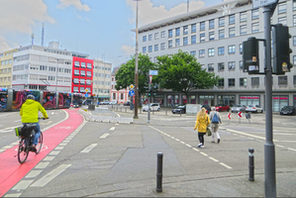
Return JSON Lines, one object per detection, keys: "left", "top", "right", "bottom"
{"left": 156, "top": 152, "right": 163, "bottom": 192}
{"left": 248, "top": 148, "right": 255, "bottom": 181}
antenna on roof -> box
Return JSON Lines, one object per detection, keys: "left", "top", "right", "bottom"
{"left": 41, "top": 23, "right": 44, "bottom": 46}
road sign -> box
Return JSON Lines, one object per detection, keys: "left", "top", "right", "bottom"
{"left": 238, "top": 112, "right": 242, "bottom": 118}
{"left": 129, "top": 84, "right": 134, "bottom": 90}
{"left": 253, "top": 0, "right": 278, "bottom": 9}
{"left": 228, "top": 113, "right": 231, "bottom": 119}
{"left": 129, "top": 90, "right": 135, "bottom": 97}
{"left": 149, "top": 70, "right": 158, "bottom": 76}
{"left": 85, "top": 88, "right": 89, "bottom": 92}
{"left": 85, "top": 93, "right": 88, "bottom": 97}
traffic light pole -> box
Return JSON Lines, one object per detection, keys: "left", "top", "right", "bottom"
{"left": 263, "top": 5, "right": 276, "bottom": 198}
{"left": 148, "top": 79, "right": 151, "bottom": 123}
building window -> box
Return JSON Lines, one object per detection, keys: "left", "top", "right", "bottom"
{"left": 183, "top": 37, "right": 188, "bottom": 46}
{"left": 239, "top": 43, "right": 243, "bottom": 54}
{"left": 240, "top": 11, "right": 247, "bottom": 22}
{"left": 240, "top": 25, "right": 247, "bottom": 35}
{"left": 209, "top": 31, "right": 215, "bottom": 40}
{"left": 278, "top": 16, "right": 287, "bottom": 25}
{"left": 148, "top": 45, "right": 152, "bottom": 52}
{"left": 160, "top": 42, "right": 165, "bottom": 50}
{"left": 161, "top": 31, "right": 166, "bottom": 38}
{"left": 154, "top": 44, "right": 159, "bottom": 52}
{"left": 294, "top": 55, "right": 296, "bottom": 65}
{"left": 218, "top": 47, "right": 224, "bottom": 56}
{"left": 191, "top": 24, "right": 196, "bottom": 33}
{"left": 86, "top": 80, "right": 91, "bottom": 85}
{"left": 190, "top": 51, "right": 196, "bottom": 56}
{"left": 80, "top": 79, "right": 85, "bottom": 85}
{"left": 251, "top": 77, "right": 260, "bottom": 87}
{"left": 228, "top": 61, "right": 235, "bottom": 71}
{"left": 148, "top": 34, "right": 152, "bottom": 41}
{"left": 229, "top": 27, "right": 235, "bottom": 38}
{"left": 228, "top": 45, "right": 235, "bottom": 54}
{"left": 218, "top": 62, "right": 224, "bottom": 71}
{"left": 209, "top": 19, "right": 215, "bottom": 29}
{"left": 191, "top": 35, "right": 196, "bottom": 44}
{"left": 154, "top": 32, "right": 159, "bottom": 40}
{"left": 252, "top": 9, "right": 259, "bottom": 20}
{"left": 278, "top": 2, "right": 287, "bottom": 14}
{"left": 183, "top": 25, "right": 188, "bottom": 35}
{"left": 175, "top": 38, "right": 180, "bottom": 47}
{"left": 142, "top": 46, "right": 147, "bottom": 53}
{"left": 208, "top": 63, "right": 214, "bottom": 72}
{"left": 143, "top": 35, "right": 147, "bottom": 42}
{"left": 293, "top": 75, "right": 296, "bottom": 86}
{"left": 218, "top": 29, "right": 225, "bottom": 39}
{"left": 168, "top": 29, "right": 173, "bottom": 38}
{"left": 199, "top": 49, "right": 205, "bottom": 58}
{"left": 200, "top": 33, "right": 205, "bottom": 43}
{"left": 229, "top": 14, "right": 235, "bottom": 25}
{"left": 73, "top": 78, "right": 79, "bottom": 84}
{"left": 81, "top": 62, "right": 86, "bottom": 68}
{"left": 87, "top": 71, "right": 92, "bottom": 77}
{"left": 200, "top": 21, "right": 205, "bottom": 31}
{"left": 208, "top": 48, "right": 215, "bottom": 57}
{"left": 278, "top": 76, "right": 288, "bottom": 86}
{"left": 175, "top": 27, "right": 180, "bottom": 36}
{"left": 74, "top": 61, "right": 80, "bottom": 67}
{"left": 228, "top": 79, "right": 235, "bottom": 87}
{"left": 74, "top": 70, "right": 79, "bottom": 76}
{"left": 252, "top": 22, "right": 259, "bottom": 33}
{"left": 219, "top": 17, "right": 224, "bottom": 27}
{"left": 293, "top": 15, "right": 296, "bottom": 26}
{"left": 168, "top": 40, "right": 173, "bottom": 48}
{"left": 87, "top": 63, "right": 92, "bottom": 69}
{"left": 240, "top": 78, "right": 247, "bottom": 87}
{"left": 239, "top": 60, "right": 243, "bottom": 70}
{"left": 218, "top": 78, "right": 224, "bottom": 87}
{"left": 81, "top": 70, "right": 85, "bottom": 76}
{"left": 294, "top": 0, "right": 296, "bottom": 11}
{"left": 73, "top": 87, "right": 79, "bottom": 92}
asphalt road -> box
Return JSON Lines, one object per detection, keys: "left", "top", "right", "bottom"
{"left": 1, "top": 106, "right": 296, "bottom": 197}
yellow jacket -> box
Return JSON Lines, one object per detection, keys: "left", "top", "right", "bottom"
{"left": 20, "top": 99, "right": 48, "bottom": 123}
{"left": 194, "top": 114, "right": 210, "bottom": 133}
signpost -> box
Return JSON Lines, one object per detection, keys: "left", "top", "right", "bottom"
{"left": 147, "top": 70, "right": 158, "bottom": 123}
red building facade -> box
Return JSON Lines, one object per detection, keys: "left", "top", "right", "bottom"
{"left": 71, "top": 57, "right": 93, "bottom": 95}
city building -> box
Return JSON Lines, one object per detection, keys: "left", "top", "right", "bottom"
{"left": 110, "top": 68, "right": 130, "bottom": 104}
{"left": 138, "top": 0, "right": 296, "bottom": 111}
{"left": 0, "top": 49, "right": 17, "bottom": 88}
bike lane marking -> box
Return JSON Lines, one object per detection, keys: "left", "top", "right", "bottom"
{"left": 0, "top": 109, "right": 84, "bottom": 197}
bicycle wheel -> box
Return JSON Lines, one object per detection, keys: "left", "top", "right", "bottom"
{"left": 35, "top": 132, "right": 43, "bottom": 154}
{"left": 18, "top": 138, "right": 29, "bottom": 164}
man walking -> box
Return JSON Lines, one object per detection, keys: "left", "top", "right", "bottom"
{"left": 209, "top": 107, "right": 222, "bottom": 143}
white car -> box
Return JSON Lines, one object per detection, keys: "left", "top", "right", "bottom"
{"left": 245, "top": 104, "right": 263, "bottom": 113}
{"left": 142, "top": 103, "right": 160, "bottom": 112}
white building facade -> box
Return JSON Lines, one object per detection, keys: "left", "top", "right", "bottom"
{"left": 138, "top": 0, "right": 296, "bottom": 112}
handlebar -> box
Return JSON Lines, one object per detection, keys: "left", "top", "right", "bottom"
{"left": 38, "top": 117, "right": 49, "bottom": 120}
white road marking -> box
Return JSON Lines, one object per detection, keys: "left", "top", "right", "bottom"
{"left": 109, "top": 127, "right": 115, "bottom": 131}
{"left": 200, "top": 152, "right": 208, "bottom": 157}
{"left": 31, "top": 164, "right": 71, "bottom": 187}
{"left": 219, "top": 162, "right": 232, "bottom": 169}
{"left": 288, "top": 147, "right": 296, "bottom": 152}
{"left": 55, "top": 146, "right": 64, "bottom": 150}
{"left": 226, "top": 128, "right": 279, "bottom": 142}
{"left": 43, "top": 156, "right": 56, "bottom": 161}
{"left": 209, "top": 157, "right": 219, "bottom": 162}
{"left": 99, "top": 133, "right": 110, "bottom": 139}
{"left": 49, "top": 151, "right": 61, "bottom": 156}
{"left": 81, "top": 143, "right": 98, "bottom": 153}
{"left": 12, "top": 180, "right": 34, "bottom": 190}
{"left": 25, "top": 170, "right": 43, "bottom": 179}
{"left": 4, "top": 193, "right": 21, "bottom": 197}
{"left": 35, "top": 162, "right": 50, "bottom": 169}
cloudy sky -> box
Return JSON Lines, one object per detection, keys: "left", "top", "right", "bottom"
{"left": 0, "top": 0, "right": 226, "bottom": 68}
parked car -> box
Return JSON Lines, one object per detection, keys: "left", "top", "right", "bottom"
{"left": 201, "top": 104, "right": 211, "bottom": 114}
{"left": 172, "top": 105, "right": 186, "bottom": 114}
{"left": 142, "top": 103, "right": 160, "bottom": 112}
{"left": 280, "top": 106, "right": 296, "bottom": 115}
{"left": 215, "top": 104, "right": 230, "bottom": 112}
{"left": 100, "top": 101, "right": 110, "bottom": 105}
{"left": 231, "top": 104, "right": 246, "bottom": 113}
{"left": 245, "top": 104, "right": 263, "bottom": 113}
{"left": 123, "top": 101, "right": 131, "bottom": 106}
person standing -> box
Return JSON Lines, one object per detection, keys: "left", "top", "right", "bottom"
{"left": 194, "top": 107, "right": 210, "bottom": 148}
{"left": 209, "top": 107, "right": 222, "bottom": 143}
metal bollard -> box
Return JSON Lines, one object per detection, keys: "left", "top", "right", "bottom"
{"left": 156, "top": 152, "right": 163, "bottom": 192}
{"left": 248, "top": 148, "right": 255, "bottom": 181}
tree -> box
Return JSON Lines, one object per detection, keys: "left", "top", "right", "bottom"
{"left": 115, "top": 54, "right": 155, "bottom": 96}
{"left": 155, "top": 50, "right": 218, "bottom": 99}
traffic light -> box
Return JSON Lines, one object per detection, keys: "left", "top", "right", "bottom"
{"left": 272, "top": 24, "right": 293, "bottom": 75}
{"left": 242, "top": 37, "right": 260, "bottom": 74}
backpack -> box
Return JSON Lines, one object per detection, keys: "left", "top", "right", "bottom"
{"left": 211, "top": 112, "right": 219, "bottom": 123}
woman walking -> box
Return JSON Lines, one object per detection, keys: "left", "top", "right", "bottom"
{"left": 194, "top": 107, "right": 210, "bottom": 148}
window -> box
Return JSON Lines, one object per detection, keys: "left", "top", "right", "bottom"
{"left": 87, "top": 63, "right": 92, "bottom": 69}
{"left": 199, "top": 49, "right": 205, "bottom": 58}
{"left": 168, "top": 40, "right": 173, "bottom": 48}
{"left": 251, "top": 77, "right": 260, "bottom": 87}
{"left": 229, "top": 14, "right": 235, "bottom": 25}
{"left": 219, "top": 17, "right": 225, "bottom": 27}
{"left": 218, "top": 29, "right": 225, "bottom": 39}
{"left": 80, "top": 79, "right": 85, "bottom": 85}
{"left": 240, "top": 25, "right": 247, "bottom": 35}
{"left": 293, "top": 15, "right": 296, "bottom": 26}
{"left": 73, "top": 87, "right": 79, "bottom": 92}
{"left": 81, "top": 62, "right": 86, "bottom": 68}
{"left": 228, "top": 45, "right": 235, "bottom": 54}
{"left": 161, "top": 31, "right": 166, "bottom": 38}
{"left": 209, "top": 31, "right": 215, "bottom": 40}
{"left": 183, "top": 37, "right": 188, "bottom": 46}
{"left": 252, "top": 22, "right": 259, "bottom": 33}
{"left": 142, "top": 47, "right": 147, "bottom": 53}
{"left": 168, "top": 29, "right": 173, "bottom": 38}
{"left": 87, "top": 71, "right": 92, "bottom": 77}
{"left": 200, "top": 33, "right": 205, "bottom": 43}
{"left": 294, "top": 0, "right": 296, "bottom": 11}
{"left": 278, "top": 76, "right": 288, "bottom": 86}
{"left": 294, "top": 75, "right": 296, "bottom": 85}
{"left": 209, "top": 19, "right": 215, "bottom": 29}
{"left": 239, "top": 43, "right": 243, "bottom": 54}
{"left": 208, "top": 63, "right": 214, "bottom": 72}
{"left": 240, "top": 78, "right": 247, "bottom": 87}
{"left": 218, "top": 63, "right": 224, "bottom": 71}
{"left": 229, "top": 27, "right": 235, "bottom": 38}
{"left": 175, "top": 38, "right": 180, "bottom": 47}
{"left": 86, "top": 79, "right": 91, "bottom": 85}
{"left": 294, "top": 55, "right": 296, "bottom": 65}
{"left": 191, "top": 24, "right": 196, "bottom": 33}
{"left": 160, "top": 42, "right": 165, "bottom": 50}
{"left": 228, "top": 78, "right": 235, "bottom": 87}
{"left": 228, "top": 61, "right": 235, "bottom": 71}
{"left": 143, "top": 35, "right": 147, "bottom": 42}
{"left": 148, "top": 45, "right": 152, "bottom": 52}
{"left": 239, "top": 60, "right": 243, "bottom": 70}
{"left": 191, "top": 35, "right": 196, "bottom": 44}
{"left": 218, "top": 78, "right": 224, "bottom": 87}
{"left": 208, "top": 48, "right": 215, "bottom": 57}
{"left": 81, "top": 70, "right": 85, "bottom": 76}
{"left": 278, "top": 16, "right": 287, "bottom": 25}
{"left": 80, "top": 87, "right": 85, "bottom": 93}
{"left": 154, "top": 44, "right": 159, "bottom": 52}
{"left": 278, "top": 2, "right": 287, "bottom": 14}
{"left": 183, "top": 25, "right": 188, "bottom": 35}
{"left": 252, "top": 9, "right": 259, "bottom": 20}
{"left": 74, "top": 70, "right": 79, "bottom": 76}
{"left": 190, "top": 51, "right": 196, "bottom": 56}
{"left": 154, "top": 32, "right": 159, "bottom": 40}
{"left": 40, "top": 65, "right": 47, "bottom": 71}
{"left": 200, "top": 21, "right": 205, "bottom": 31}
{"left": 74, "top": 61, "right": 80, "bottom": 67}
{"left": 73, "top": 78, "right": 79, "bottom": 84}
{"left": 240, "top": 12, "right": 247, "bottom": 22}
{"left": 175, "top": 27, "right": 180, "bottom": 36}
{"left": 148, "top": 34, "right": 152, "bottom": 41}
{"left": 218, "top": 47, "right": 224, "bottom": 56}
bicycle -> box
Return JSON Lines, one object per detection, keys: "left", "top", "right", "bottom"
{"left": 15, "top": 117, "right": 48, "bottom": 164}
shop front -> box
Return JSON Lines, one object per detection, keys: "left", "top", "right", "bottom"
{"left": 217, "top": 95, "right": 235, "bottom": 106}
{"left": 199, "top": 95, "right": 214, "bottom": 106}
{"left": 239, "top": 96, "right": 260, "bottom": 106}
{"left": 272, "top": 95, "right": 288, "bottom": 112}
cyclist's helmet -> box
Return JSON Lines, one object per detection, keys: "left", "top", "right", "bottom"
{"left": 26, "top": 94, "right": 35, "bottom": 100}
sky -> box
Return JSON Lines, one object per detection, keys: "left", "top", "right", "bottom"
{"left": 0, "top": 0, "right": 227, "bottom": 69}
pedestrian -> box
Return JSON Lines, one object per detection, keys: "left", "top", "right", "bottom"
{"left": 194, "top": 107, "right": 210, "bottom": 148}
{"left": 209, "top": 107, "right": 222, "bottom": 143}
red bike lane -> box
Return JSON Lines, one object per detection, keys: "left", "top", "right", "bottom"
{"left": 0, "top": 109, "right": 84, "bottom": 197}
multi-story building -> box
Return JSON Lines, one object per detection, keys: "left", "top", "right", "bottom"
{"left": 93, "top": 59, "right": 112, "bottom": 102}
{"left": 110, "top": 68, "right": 130, "bottom": 104}
{"left": 0, "top": 49, "right": 17, "bottom": 88}
{"left": 138, "top": 0, "right": 296, "bottom": 111}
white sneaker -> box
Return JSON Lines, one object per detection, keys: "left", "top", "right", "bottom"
{"left": 197, "top": 143, "right": 202, "bottom": 148}
{"left": 200, "top": 145, "right": 205, "bottom": 148}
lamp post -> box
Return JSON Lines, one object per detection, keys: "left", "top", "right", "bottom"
{"left": 134, "top": 0, "right": 140, "bottom": 119}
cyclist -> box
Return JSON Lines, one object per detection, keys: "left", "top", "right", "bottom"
{"left": 20, "top": 94, "right": 48, "bottom": 152}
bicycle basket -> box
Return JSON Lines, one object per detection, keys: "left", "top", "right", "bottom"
{"left": 19, "top": 126, "right": 35, "bottom": 137}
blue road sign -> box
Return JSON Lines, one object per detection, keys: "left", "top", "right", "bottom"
{"left": 129, "top": 90, "right": 135, "bottom": 96}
